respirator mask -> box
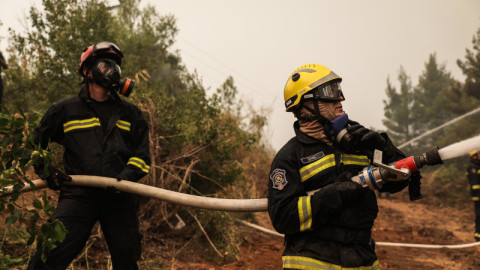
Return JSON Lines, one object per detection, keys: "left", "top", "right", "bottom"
{"left": 91, "top": 58, "right": 135, "bottom": 97}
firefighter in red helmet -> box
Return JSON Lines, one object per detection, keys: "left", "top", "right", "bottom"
{"left": 27, "top": 41, "right": 149, "bottom": 270}
{"left": 268, "top": 63, "right": 421, "bottom": 269}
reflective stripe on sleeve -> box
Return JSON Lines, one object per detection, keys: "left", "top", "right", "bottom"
{"left": 299, "top": 154, "right": 335, "bottom": 182}
{"left": 341, "top": 154, "right": 370, "bottom": 166}
{"left": 472, "top": 185, "right": 480, "bottom": 190}
{"left": 116, "top": 120, "right": 131, "bottom": 132}
{"left": 297, "top": 196, "right": 312, "bottom": 231}
{"left": 472, "top": 196, "right": 480, "bottom": 201}
{"left": 63, "top": 118, "right": 100, "bottom": 133}
{"left": 127, "top": 157, "right": 151, "bottom": 173}
{"left": 282, "top": 256, "right": 379, "bottom": 270}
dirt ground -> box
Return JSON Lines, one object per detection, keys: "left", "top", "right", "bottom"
{"left": 3, "top": 176, "right": 480, "bottom": 269}
{"left": 169, "top": 176, "right": 480, "bottom": 270}
{"left": 156, "top": 178, "right": 480, "bottom": 269}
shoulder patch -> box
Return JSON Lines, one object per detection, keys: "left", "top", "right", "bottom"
{"left": 300, "top": 151, "right": 325, "bottom": 164}
{"left": 270, "top": 168, "right": 288, "bottom": 190}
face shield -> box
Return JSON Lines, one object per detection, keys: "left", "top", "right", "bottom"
{"left": 90, "top": 58, "right": 135, "bottom": 97}
{"left": 91, "top": 59, "right": 121, "bottom": 90}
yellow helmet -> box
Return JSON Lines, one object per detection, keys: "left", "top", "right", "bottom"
{"left": 469, "top": 149, "right": 479, "bottom": 157}
{"left": 284, "top": 63, "right": 342, "bottom": 112}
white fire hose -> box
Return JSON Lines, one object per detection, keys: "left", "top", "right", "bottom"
{"left": 2, "top": 175, "right": 267, "bottom": 212}
{"left": 4, "top": 175, "right": 480, "bottom": 249}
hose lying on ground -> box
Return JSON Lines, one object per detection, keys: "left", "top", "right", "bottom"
{"left": 2, "top": 175, "right": 268, "bottom": 212}
{"left": 236, "top": 219, "right": 480, "bottom": 249}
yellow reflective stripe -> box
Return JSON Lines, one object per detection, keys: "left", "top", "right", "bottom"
{"left": 299, "top": 154, "right": 335, "bottom": 182}
{"left": 472, "top": 197, "right": 480, "bottom": 201}
{"left": 116, "top": 120, "right": 131, "bottom": 132}
{"left": 298, "top": 196, "right": 312, "bottom": 231}
{"left": 342, "top": 154, "right": 370, "bottom": 166}
{"left": 475, "top": 232, "right": 480, "bottom": 238}
{"left": 282, "top": 256, "right": 379, "bottom": 270}
{"left": 63, "top": 118, "right": 100, "bottom": 133}
{"left": 127, "top": 157, "right": 150, "bottom": 173}
{"left": 472, "top": 185, "right": 480, "bottom": 190}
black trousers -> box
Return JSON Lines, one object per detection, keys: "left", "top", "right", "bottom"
{"left": 475, "top": 201, "right": 480, "bottom": 235}
{"left": 27, "top": 187, "right": 142, "bottom": 270}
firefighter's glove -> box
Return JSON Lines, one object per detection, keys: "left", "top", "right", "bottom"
{"left": 42, "top": 166, "right": 72, "bottom": 190}
{"left": 346, "top": 123, "right": 386, "bottom": 152}
{"left": 324, "top": 113, "right": 349, "bottom": 140}
{"left": 335, "top": 181, "right": 363, "bottom": 205}
{"left": 334, "top": 171, "right": 363, "bottom": 205}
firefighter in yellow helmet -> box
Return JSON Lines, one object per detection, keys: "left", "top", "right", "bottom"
{"left": 268, "top": 64, "right": 421, "bottom": 269}
{"left": 467, "top": 149, "right": 480, "bottom": 241}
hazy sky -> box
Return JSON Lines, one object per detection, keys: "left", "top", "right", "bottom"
{"left": 1, "top": 0, "right": 480, "bottom": 151}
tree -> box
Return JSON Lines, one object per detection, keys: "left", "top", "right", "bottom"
{"left": 1, "top": 0, "right": 270, "bottom": 266}
{"left": 382, "top": 66, "right": 416, "bottom": 146}
{"left": 4, "top": 0, "right": 121, "bottom": 110}
{"left": 412, "top": 53, "right": 480, "bottom": 152}
{"left": 457, "top": 26, "right": 480, "bottom": 100}
{"left": 413, "top": 54, "right": 460, "bottom": 129}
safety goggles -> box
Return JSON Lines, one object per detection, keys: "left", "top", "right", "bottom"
{"left": 92, "top": 41, "right": 123, "bottom": 58}
{"left": 303, "top": 80, "right": 345, "bottom": 102}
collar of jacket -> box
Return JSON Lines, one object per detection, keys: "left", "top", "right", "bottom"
{"left": 293, "top": 121, "right": 325, "bottom": 144}
{"left": 78, "top": 85, "right": 122, "bottom": 104}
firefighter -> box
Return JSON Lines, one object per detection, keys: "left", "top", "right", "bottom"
{"left": 268, "top": 63, "right": 421, "bottom": 269}
{"left": 467, "top": 149, "right": 480, "bottom": 241}
{"left": 27, "top": 41, "right": 150, "bottom": 270}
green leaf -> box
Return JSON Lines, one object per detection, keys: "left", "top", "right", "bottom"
{"left": 54, "top": 222, "right": 67, "bottom": 243}
{"left": 33, "top": 199, "right": 43, "bottom": 209}
{"left": 5, "top": 211, "right": 20, "bottom": 225}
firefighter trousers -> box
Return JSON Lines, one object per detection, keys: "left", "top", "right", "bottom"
{"left": 27, "top": 188, "right": 142, "bottom": 270}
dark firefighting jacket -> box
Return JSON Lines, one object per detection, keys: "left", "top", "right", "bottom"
{"left": 268, "top": 121, "right": 413, "bottom": 269}
{"left": 467, "top": 160, "right": 480, "bottom": 201}
{"left": 34, "top": 86, "right": 151, "bottom": 189}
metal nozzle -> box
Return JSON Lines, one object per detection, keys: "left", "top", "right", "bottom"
{"left": 414, "top": 146, "right": 443, "bottom": 169}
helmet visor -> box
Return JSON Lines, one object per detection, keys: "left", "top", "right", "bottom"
{"left": 304, "top": 81, "right": 345, "bottom": 102}
{"left": 93, "top": 41, "right": 123, "bottom": 58}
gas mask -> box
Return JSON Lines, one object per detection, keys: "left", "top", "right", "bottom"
{"left": 91, "top": 58, "right": 135, "bottom": 97}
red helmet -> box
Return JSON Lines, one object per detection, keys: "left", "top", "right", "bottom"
{"left": 78, "top": 41, "right": 123, "bottom": 77}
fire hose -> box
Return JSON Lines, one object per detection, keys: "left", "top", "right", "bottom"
{"left": 236, "top": 220, "right": 480, "bottom": 249}
{"left": 2, "top": 175, "right": 268, "bottom": 212}
{"left": 2, "top": 146, "right": 439, "bottom": 212}
{"left": 3, "top": 146, "right": 446, "bottom": 208}
{"left": 3, "top": 136, "right": 480, "bottom": 248}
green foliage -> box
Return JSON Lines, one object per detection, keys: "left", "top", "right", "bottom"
{"left": 423, "top": 160, "right": 470, "bottom": 207}
{"left": 413, "top": 54, "right": 460, "bottom": 129}
{"left": 1, "top": 0, "right": 270, "bottom": 266}
{"left": 4, "top": 0, "right": 123, "bottom": 111}
{"left": 384, "top": 50, "right": 480, "bottom": 155}
{"left": 382, "top": 66, "right": 415, "bottom": 146}
{"left": 457, "top": 26, "right": 480, "bottom": 100}
{"left": 0, "top": 108, "right": 66, "bottom": 263}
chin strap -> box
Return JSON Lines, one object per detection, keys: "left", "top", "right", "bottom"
{"left": 295, "top": 102, "right": 332, "bottom": 135}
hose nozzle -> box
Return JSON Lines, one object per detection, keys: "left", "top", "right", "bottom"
{"left": 414, "top": 146, "right": 443, "bottom": 169}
